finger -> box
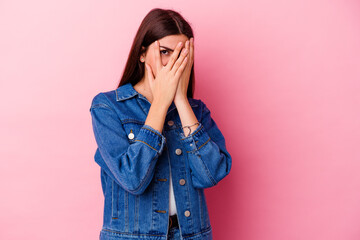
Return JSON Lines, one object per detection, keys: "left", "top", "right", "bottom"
{"left": 183, "top": 39, "right": 191, "bottom": 71}
{"left": 153, "top": 40, "right": 162, "bottom": 73}
{"left": 165, "top": 41, "right": 183, "bottom": 71}
{"left": 170, "top": 45, "right": 189, "bottom": 74}
{"left": 145, "top": 63, "right": 154, "bottom": 83}
{"left": 189, "top": 38, "right": 194, "bottom": 66}
{"left": 186, "top": 39, "right": 190, "bottom": 51}
{"left": 174, "top": 56, "right": 188, "bottom": 80}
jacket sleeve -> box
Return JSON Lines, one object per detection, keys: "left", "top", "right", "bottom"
{"left": 89, "top": 93, "right": 166, "bottom": 195}
{"left": 180, "top": 100, "right": 232, "bottom": 189}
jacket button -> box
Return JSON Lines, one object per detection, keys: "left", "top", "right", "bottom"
{"left": 179, "top": 179, "right": 186, "bottom": 185}
{"left": 175, "top": 148, "right": 182, "bottom": 155}
{"left": 167, "top": 120, "right": 174, "bottom": 126}
{"left": 184, "top": 210, "right": 191, "bottom": 217}
{"left": 128, "top": 132, "right": 134, "bottom": 140}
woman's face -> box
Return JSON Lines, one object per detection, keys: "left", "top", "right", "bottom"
{"left": 141, "top": 34, "right": 189, "bottom": 77}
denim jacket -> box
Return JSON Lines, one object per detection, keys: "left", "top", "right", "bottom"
{"left": 89, "top": 82, "right": 232, "bottom": 240}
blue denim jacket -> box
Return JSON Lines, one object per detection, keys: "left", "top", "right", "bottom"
{"left": 89, "top": 82, "right": 232, "bottom": 240}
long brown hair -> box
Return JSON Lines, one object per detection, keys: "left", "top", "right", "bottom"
{"left": 117, "top": 8, "right": 195, "bottom": 98}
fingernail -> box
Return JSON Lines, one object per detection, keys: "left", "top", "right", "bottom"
{"left": 178, "top": 42, "right": 182, "bottom": 47}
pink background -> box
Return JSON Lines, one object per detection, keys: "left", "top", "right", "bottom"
{"left": 1, "top": 1, "right": 360, "bottom": 239}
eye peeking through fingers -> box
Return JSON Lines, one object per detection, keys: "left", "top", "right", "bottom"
{"left": 160, "top": 50, "right": 169, "bottom": 55}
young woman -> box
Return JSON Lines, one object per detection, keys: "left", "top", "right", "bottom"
{"left": 90, "top": 8, "right": 232, "bottom": 240}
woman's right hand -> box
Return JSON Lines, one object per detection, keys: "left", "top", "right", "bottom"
{"left": 145, "top": 40, "right": 189, "bottom": 108}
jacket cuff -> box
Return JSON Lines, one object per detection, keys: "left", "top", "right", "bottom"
{"left": 135, "top": 124, "right": 166, "bottom": 154}
{"left": 180, "top": 123, "right": 211, "bottom": 153}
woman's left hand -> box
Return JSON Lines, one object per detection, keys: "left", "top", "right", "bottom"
{"left": 174, "top": 37, "right": 194, "bottom": 104}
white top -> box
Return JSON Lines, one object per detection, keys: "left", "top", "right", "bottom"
{"left": 169, "top": 169, "right": 177, "bottom": 215}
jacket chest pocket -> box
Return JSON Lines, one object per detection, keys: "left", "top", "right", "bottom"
{"left": 122, "top": 119, "right": 144, "bottom": 144}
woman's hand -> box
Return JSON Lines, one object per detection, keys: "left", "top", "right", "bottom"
{"left": 145, "top": 40, "right": 189, "bottom": 108}
{"left": 174, "top": 37, "right": 194, "bottom": 104}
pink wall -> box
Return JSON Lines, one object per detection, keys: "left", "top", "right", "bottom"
{"left": 1, "top": 0, "right": 360, "bottom": 239}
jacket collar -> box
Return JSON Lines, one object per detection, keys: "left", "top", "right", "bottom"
{"left": 116, "top": 82, "right": 139, "bottom": 101}
{"left": 115, "top": 82, "right": 198, "bottom": 112}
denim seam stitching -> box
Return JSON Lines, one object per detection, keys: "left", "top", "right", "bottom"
{"left": 142, "top": 126, "right": 163, "bottom": 138}
{"left": 134, "top": 139, "right": 158, "bottom": 152}
{"left": 198, "top": 189, "right": 204, "bottom": 229}
{"left": 124, "top": 191, "right": 129, "bottom": 231}
{"left": 181, "top": 225, "right": 212, "bottom": 238}
{"left": 101, "top": 228, "right": 166, "bottom": 236}
{"left": 122, "top": 119, "right": 144, "bottom": 124}
{"left": 111, "top": 180, "right": 114, "bottom": 218}
{"left": 135, "top": 195, "right": 139, "bottom": 232}
{"left": 197, "top": 137, "right": 211, "bottom": 150}
{"left": 91, "top": 103, "right": 112, "bottom": 110}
